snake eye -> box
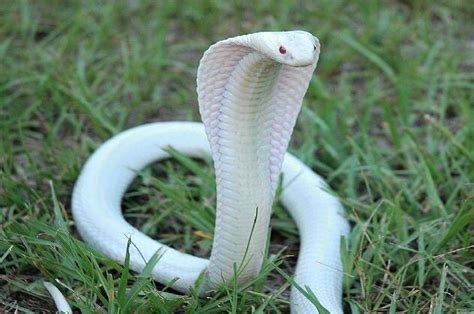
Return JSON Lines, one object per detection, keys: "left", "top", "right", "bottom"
{"left": 279, "top": 46, "right": 287, "bottom": 54}
{"left": 313, "top": 45, "right": 317, "bottom": 51}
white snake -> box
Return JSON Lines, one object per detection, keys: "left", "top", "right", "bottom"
{"left": 71, "top": 31, "right": 350, "bottom": 313}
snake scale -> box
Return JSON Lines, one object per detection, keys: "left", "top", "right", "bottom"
{"left": 70, "top": 31, "right": 350, "bottom": 313}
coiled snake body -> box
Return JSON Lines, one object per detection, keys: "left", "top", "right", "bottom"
{"left": 72, "top": 31, "right": 349, "bottom": 313}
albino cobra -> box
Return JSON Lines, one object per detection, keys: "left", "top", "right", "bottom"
{"left": 71, "top": 31, "right": 350, "bottom": 313}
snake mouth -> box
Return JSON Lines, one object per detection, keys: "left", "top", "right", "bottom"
{"left": 285, "top": 58, "right": 318, "bottom": 68}
{"left": 263, "top": 49, "right": 318, "bottom": 68}
{"left": 286, "top": 59, "right": 318, "bottom": 68}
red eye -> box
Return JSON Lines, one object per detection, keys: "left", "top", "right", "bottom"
{"left": 279, "top": 46, "right": 286, "bottom": 54}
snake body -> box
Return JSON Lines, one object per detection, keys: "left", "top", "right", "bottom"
{"left": 72, "top": 31, "right": 350, "bottom": 313}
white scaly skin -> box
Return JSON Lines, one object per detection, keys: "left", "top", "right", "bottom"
{"left": 43, "top": 282, "right": 72, "bottom": 314}
{"left": 72, "top": 31, "right": 350, "bottom": 313}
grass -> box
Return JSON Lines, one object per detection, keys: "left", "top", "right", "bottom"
{"left": 1, "top": 0, "right": 473, "bottom": 312}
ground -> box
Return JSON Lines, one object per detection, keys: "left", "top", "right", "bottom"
{"left": 0, "top": 1, "right": 473, "bottom": 313}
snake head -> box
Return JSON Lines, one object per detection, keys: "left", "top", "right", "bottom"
{"left": 249, "top": 31, "right": 320, "bottom": 67}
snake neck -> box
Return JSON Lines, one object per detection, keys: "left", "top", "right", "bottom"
{"left": 197, "top": 34, "right": 317, "bottom": 287}
{"left": 206, "top": 52, "right": 281, "bottom": 284}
